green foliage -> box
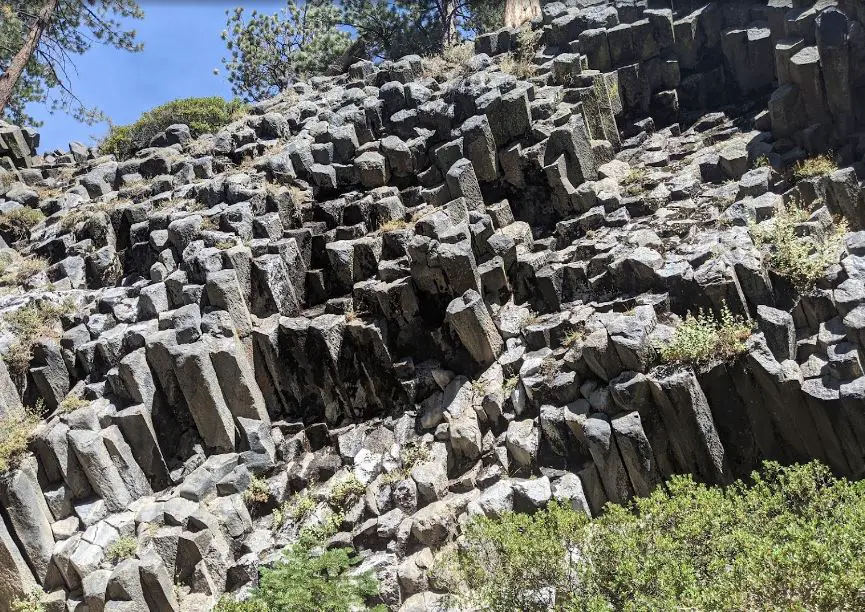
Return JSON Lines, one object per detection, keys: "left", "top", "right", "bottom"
{"left": 792, "top": 153, "right": 837, "bottom": 180}
{"left": 10, "top": 587, "right": 45, "bottom": 612}
{"left": 297, "top": 510, "right": 343, "bottom": 549}
{"left": 105, "top": 536, "right": 137, "bottom": 563}
{"left": 221, "top": 1, "right": 350, "bottom": 102}
{"left": 751, "top": 202, "right": 848, "bottom": 291}
{"left": 451, "top": 462, "right": 865, "bottom": 611}
{"left": 0, "top": 404, "right": 40, "bottom": 474}
{"left": 217, "top": 545, "right": 381, "bottom": 612}
{"left": 620, "top": 166, "right": 648, "bottom": 196}
{"left": 222, "top": 1, "right": 505, "bottom": 101}
{"left": 453, "top": 500, "right": 588, "bottom": 611}
{"left": 1, "top": 1, "right": 143, "bottom": 127}
{"left": 57, "top": 394, "right": 89, "bottom": 414}
{"left": 243, "top": 476, "right": 271, "bottom": 506}
{"left": 328, "top": 474, "right": 366, "bottom": 510}
{"left": 0, "top": 207, "right": 45, "bottom": 242}
{"left": 99, "top": 96, "right": 245, "bottom": 159}
{"left": 288, "top": 492, "right": 316, "bottom": 522}
{"left": 658, "top": 305, "right": 751, "bottom": 366}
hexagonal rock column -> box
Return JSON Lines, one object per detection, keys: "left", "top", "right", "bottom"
{"left": 446, "top": 289, "right": 503, "bottom": 367}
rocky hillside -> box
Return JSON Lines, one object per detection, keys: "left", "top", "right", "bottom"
{"left": 0, "top": 0, "right": 864, "bottom": 609}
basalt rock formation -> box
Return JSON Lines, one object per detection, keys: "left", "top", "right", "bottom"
{"left": 1, "top": 0, "right": 865, "bottom": 610}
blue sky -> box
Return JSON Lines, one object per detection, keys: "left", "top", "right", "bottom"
{"left": 28, "top": 0, "right": 282, "bottom": 152}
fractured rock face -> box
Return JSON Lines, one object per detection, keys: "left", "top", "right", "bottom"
{"left": 5, "top": 2, "right": 865, "bottom": 609}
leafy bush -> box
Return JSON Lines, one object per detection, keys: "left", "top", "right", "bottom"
{"left": 215, "top": 545, "right": 382, "bottom": 612}
{"left": 750, "top": 202, "right": 848, "bottom": 290}
{"left": 243, "top": 476, "right": 271, "bottom": 506}
{"left": 0, "top": 207, "right": 45, "bottom": 242}
{"left": 328, "top": 474, "right": 366, "bottom": 510}
{"left": 792, "top": 153, "right": 837, "bottom": 180}
{"left": 450, "top": 461, "right": 865, "bottom": 611}
{"left": 99, "top": 97, "right": 246, "bottom": 159}
{"left": 106, "top": 536, "right": 138, "bottom": 562}
{"left": 658, "top": 305, "right": 751, "bottom": 366}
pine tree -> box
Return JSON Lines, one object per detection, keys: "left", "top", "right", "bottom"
{"left": 0, "top": 0, "right": 143, "bottom": 127}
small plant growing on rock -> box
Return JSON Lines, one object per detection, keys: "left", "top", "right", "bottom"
{"left": 503, "top": 376, "right": 519, "bottom": 396}
{"left": 11, "top": 588, "right": 45, "bottom": 612}
{"left": 562, "top": 324, "right": 585, "bottom": 348}
{"left": 0, "top": 207, "right": 45, "bottom": 242}
{"left": 106, "top": 536, "right": 138, "bottom": 563}
{"left": 500, "top": 24, "right": 540, "bottom": 79}
{"left": 750, "top": 202, "right": 848, "bottom": 291}
{"left": 753, "top": 155, "right": 770, "bottom": 168}
{"left": 792, "top": 153, "right": 837, "bottom": 181}
{"left": 297, "top": 511, "right": 343, "bottom": 549}
{"left": 401, "top": 440, "right": 430, "bottom": 470}
{"left": 378, "top": 218, "right": 409, "bottom": 232}
{"left": 288, "top": 492, "right": 316, "bottom": 522}
{"left": 620, "top": 167, "right": 648, "bottom": 196}
{"left": 3, "top": 300, "right": 74, "bottom": 383}
{"left": 328, "top": 474, "right": 365, "bottom": 510}
{"left": 659, "top": 305, "right": 751, "bottom": 366}
{"left": 58, "top": 395, "right": 90, "bottom": 414}
{"left": 0, "top": 252, "right": 48, "bottom": 287}
{"left": 199, "top": 216, "right": 219, "bottom": 231}
{"left": 0, "top": 405, "right": 40, "bottom": 474}
{"left": 243, "top": 476, "right": 271, "bottom": 506}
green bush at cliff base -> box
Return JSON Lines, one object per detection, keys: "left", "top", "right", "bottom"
{"left": 449, "top": 461, "right": 865, "bottom": 611}
{"left": 99, "top": 96, "right": 245, "bottom": 159}
{"left": 213, "top": 544, "right": 383, "bottom": 612}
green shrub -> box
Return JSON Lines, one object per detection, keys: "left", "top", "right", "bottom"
{"left": 450, "top": 461, "right": 865, "bottom": 611}
{"left": 243, "top": 476, "right": 271, "bottom": 506}
{"left": 792, "top": 153, "right": 837, "bottom": 180}
{"left": 288, "top": 492, "right": 317, "bottom": 522}
{"left": 328, "top": 474, "right": 366, "bottom": 510}
{"left": 0, "top": 207, "right": 45, "bottom": 241}
{"left": 297, "top": 510, "right": 343, "bottom": 549}
{"left": 106, "top": 536, "right": 138, "bottom": 562}
{"left": 216, "top": 545, "right": 382, "bottom": 612}
{"left": 751, "top": 202, "right": 848, "bottom": 291}
{"left": 658, "top": 304, "right": 751, "bottom": 367}
{"left": 100, "top": 97, "right": 246, "bottom": 159}
{"left": 57, "top": 394, "right": 89, "bottom": 414}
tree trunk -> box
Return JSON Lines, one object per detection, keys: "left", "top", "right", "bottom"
{"left": 504, "top": 0, "right": 541, "bottom": 29}
{"left": 440, "top": 0, "right": 457, "bottom": 50}
{"left": 0, "top": 0, "right": 59, "bottom": 119}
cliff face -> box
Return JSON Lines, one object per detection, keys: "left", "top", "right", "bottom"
{"left": 0, "top": 0, "right": 864, "bottom": 609}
